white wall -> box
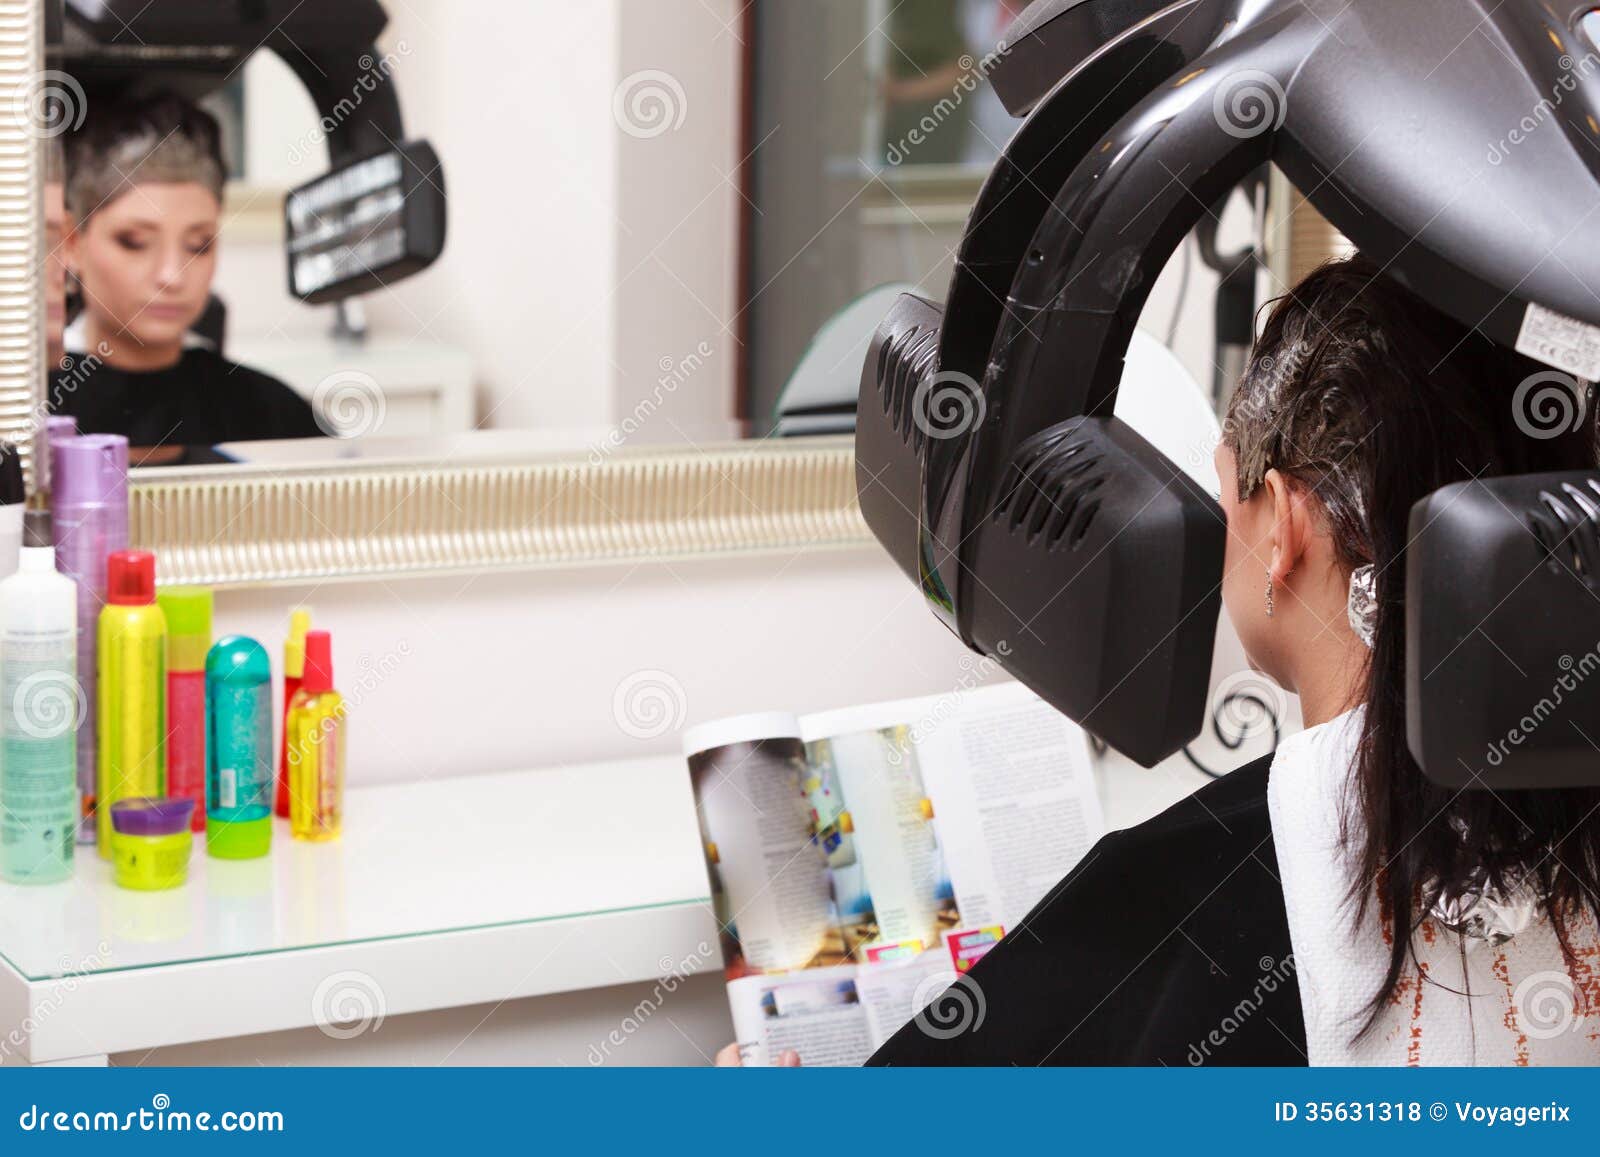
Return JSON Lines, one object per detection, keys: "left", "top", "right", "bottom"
{"left": 611, "top": 0, "right": 744, "bottom": 436}
{"left": 203, "top": 547, "right": 997, "bottom": 788}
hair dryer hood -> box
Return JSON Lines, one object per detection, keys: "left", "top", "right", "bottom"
{"left": 857, "top": 0, "right": 1600, "bottom": 768}
{"left": 1275, "top": 1, "right": 1600, "bottom": 355}
{"left": 988, "top": 0, "right": 1600, "bottom": 340}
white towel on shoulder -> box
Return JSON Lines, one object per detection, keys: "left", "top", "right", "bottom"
{"left": 1267, "top": 706, "right": 1600, "bottom": 1065}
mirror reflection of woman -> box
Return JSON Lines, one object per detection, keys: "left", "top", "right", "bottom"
{"left": 53, "top": 93, "right": 323, "bottom": 458}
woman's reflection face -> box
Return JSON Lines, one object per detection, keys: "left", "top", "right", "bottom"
{"left": 67, "top": 182, "right": 218, "bottom": 350}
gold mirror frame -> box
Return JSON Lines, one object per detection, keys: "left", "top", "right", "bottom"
{"left": 130, "top": 438, "right": 869, "bottom": 588}
{"left": 5, "top": 0, "right": 869, "bottom": 587}
{"left": 1, "top": 0, "right": 44, "bottom": 483}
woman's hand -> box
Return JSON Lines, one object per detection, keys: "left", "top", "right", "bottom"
{"left": 714, "top": 1043, "right": 801, "bottom": 1066}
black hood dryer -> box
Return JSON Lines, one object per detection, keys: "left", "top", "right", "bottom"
{"left": 856, "top": 0, "right": 1600, "bottom": 786}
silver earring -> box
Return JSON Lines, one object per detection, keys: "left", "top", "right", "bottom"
{"left": 1264, "top": 571, "right": 1274, "bottom": 617}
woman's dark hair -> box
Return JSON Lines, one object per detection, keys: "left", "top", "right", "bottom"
{"left": 64, "top": 91, "right": 225, "bottom": 223}
{"left": 1223, "top": 255, "right": 1600, "bottom": 1031}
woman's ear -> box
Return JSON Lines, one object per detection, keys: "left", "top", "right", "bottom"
{"left": 1262, "top": 467, "right": 1313, "bottom": 585}
{"left": 61, "top": 214, "right": 80, "bottom": 278}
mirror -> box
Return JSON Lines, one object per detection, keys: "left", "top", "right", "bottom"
{"left": 33, "top": 1, "right": 1036, "bottom": 474}
{"left": 39, "top": 0, "right": 1240, "bottom": 483}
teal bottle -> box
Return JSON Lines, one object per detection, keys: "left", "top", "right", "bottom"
{"left": 204, "top": 636, "right": 274, "bottom": 860}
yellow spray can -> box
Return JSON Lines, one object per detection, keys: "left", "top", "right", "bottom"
{"left": 96, "top": 551, "right": 166, "bottom": 858}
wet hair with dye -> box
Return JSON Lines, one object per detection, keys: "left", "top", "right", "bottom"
{"left": 1222, "top": 255, "right": 1600, "bottom": 1033}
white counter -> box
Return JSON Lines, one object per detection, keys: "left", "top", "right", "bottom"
{"left": 0, "top": 756, "right": 717, "bottom": 1065}
{"left": 0, "top": 721, "right": 1236, "bottom": 1066}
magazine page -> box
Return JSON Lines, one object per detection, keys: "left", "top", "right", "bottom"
{"left": 801, "top": 722, "right": 955, "bottom": 962}
{"left": 682, "top": 713, "right": 844, "bottom": 980}
{"left": 909, "top": 680, "right": 1105, "bottom": 936}
{"left": 685, "top": 682, "right": 1105, "bottom": 1065}
{"left": 725, "top": 964, "right": 873, "bottom": 1067}
{"left": 725, "top": 951, "right": 957, "bottom": 1067}
{"left": 801, "top": 680, "right": 1102, "bottom": 960}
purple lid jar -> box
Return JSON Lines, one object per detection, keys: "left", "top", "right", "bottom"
{"left": 109, "top": 797, "right": 195, "bottom": 838}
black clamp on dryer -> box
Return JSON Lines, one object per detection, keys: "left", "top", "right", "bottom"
{"left": 857, "top": 0, "right": 1600, "bottom": 784}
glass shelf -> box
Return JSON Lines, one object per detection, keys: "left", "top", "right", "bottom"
{"left": 0, "top": 757, "right": 711, "bottom": 982}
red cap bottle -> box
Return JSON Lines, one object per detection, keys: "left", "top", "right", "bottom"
{"left": 301, "top": 629, "right": 334, "bottom": 694}
{"left": 106, "top": 550, "right": 156, "bottom": 605}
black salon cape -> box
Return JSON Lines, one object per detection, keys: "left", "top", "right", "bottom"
{"left": 49, "top": 348, "right": 323, "bottom": 448}
{"left": 867, "top": 754, "right": 1308, "bottom": 1066}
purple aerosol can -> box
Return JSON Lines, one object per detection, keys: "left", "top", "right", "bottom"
{"left": 45, "top": 414, "right": 77, "bottom": 451}
{"left": 51, "top": 434, "right": 129, "bottom": 845}
{"left": 42, "top": 415, "right": 77, "bottom": 501}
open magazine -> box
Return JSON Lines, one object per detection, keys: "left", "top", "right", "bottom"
{"left": 681, "top": 680, "right": 1105, "bottom": 1067}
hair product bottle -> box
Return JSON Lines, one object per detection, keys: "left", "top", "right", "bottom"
{"left": 288, "top": 630, "right": 343, "bottom": 842}
{"left": 42, "top": 416, "right": 76, "bottom": 500}
{"left": 0, "top": 510, "right": 79, "bottom": 884}
{"left": 205, "top": 636, "right": 273, "bottom": 860}
{"left": 52, "top": 434, "right": 129, "bottom": 845}
{"left": 0, "top": 444, "right": 26, "bottom": 580}
{"left": 159, "top": 587, "right": 213, "bottom": 832}
{"left": 109, "top": 797, "right": 193, "bottom": 891}
{"left": 274, "top": 606, "right": 311, "bottom": 818}
{"left": 45, "top": 415, "right": 78, "bottom": 445}
{"left": 96, "top": 550, "right": 165, "bottom": 858}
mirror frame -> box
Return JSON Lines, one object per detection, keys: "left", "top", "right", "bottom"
{"left": 10, "top": 0, "right": 869, "bottom": 587}
{"left": 3, "top": 0, "right": 46, "bottom": 485}
{"left": 128, "top": 438, "right": 868, "bottom": 587}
